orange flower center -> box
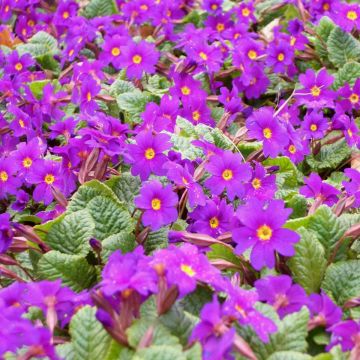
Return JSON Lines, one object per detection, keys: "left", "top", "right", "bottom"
{"left": 216, "top": 23, "right": 225, "bottom": 32}
{"left": 63, "top": 11, "right": 70, "bottom": 19}
{"left": 222, "top": 169, "right": 233, "bottom": 181}
{"left": 252, "top": 178, "right": 262, "bottom": 189}
{"left": 257, "top": 225, "right": 273, "bottom": 241}
{"left": 350, "top": 93, "right": 359, "bottom": 104}
{"left": 15, "top": 62, "right": 23, "bottom": 71}
{"left": 132, "top": 55, "right": 142, "bottom": 64}
{"left": 209, "top": 216, "right": 219, "bottom": 229}
{"left": 248, "top": 50, "right": 257, "bottom": 60}
{"left": 242, "top": 7, "right": 250, "bottom": 17}
{"left": 311, "top": 86, "right": 321, "bottom": 97}
{"left": 22, "top": 157, "right": 32, "bottom": 168}
{"left": 288, "top": 144, "right": 296, "bottom": 154}
{"left": 44, "top": 174, "right": 55, "bottom": 185}
{"left": 111, "top": 47, "right": 120, "bottom": 57}
{"left": 310, "top": 124, "right": 318, "bottom": 132}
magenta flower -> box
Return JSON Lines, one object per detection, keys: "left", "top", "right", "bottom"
{"left": 181, "top": 97, "right": 214, "bottom": 127}
{"left": 0, "top": 157, "right": 21, "bottom": 199}
{"left": 299, "top": 173, "right": 340, "bottom": 206}
{"left": 100, "top": 247, "right": 157, "bottom": 297}
{"left": 72, "top": 75, "right": 101, "bottom": 115}
{"left": 189, "top": 197, "right": 234, "bottom": 237}
{"left": 343, "top": 169, "right": 360, "bottom": 207}
{"left": 266, "top": 43, "right": 293, "bottom": 73}
{"left": 255, "top": 275, "right": 308, "bottom": 318}
{"left": 339, "top": 79, "right": 360, "bottom": 112}
{"left": 296, "top": 68, "right": 335, "bottom": 108}
{"left": 151, "top": 244, "right": 221, "bottom": 297}
{"left": 205, "top": 150, "right": 252, "bottom": 200}
{"left": 135, "top": 180, "right": 178, "bottom": 231}
{"left": 0, "top": 213, "right": 13, "bottom": 253}
{"left": 164, "top": 161, "right": 206, "bottom": 208}
{"left": 190, "top": 297, "right": 235, "bottom": 360}
{"left": 26, "top": 159, "right": 65, "bottom": 205}
{"left": 301, "top": 111, "right": 328, "bottom": 140}
{"left": 5, "top": 51, "right": 34, "bottom": 75}
{"left": 328, "top": 320, "right": 360, "bottom": 352}
{"left": 126, "top": 131, "right": 171, "bottom": 181}
{"left": 13, "top": 139, "right": 42, "bottom": 177}
{"left": 122, "top": 40, "right": 159, "bottom": 79}
{"left": 308, "top": 291, "right": 342, "bottom": 329}
{"left": 246, "top": 108, "right": 288, "bottom": 158}
{"left": 233, "top": 199, "right": 300, "bottom": 270}
{"left": 332, "top": 3, "right": 360, "bottom": 32}
{"left": 100, "top": 35, "right": 128, "bottom": 69}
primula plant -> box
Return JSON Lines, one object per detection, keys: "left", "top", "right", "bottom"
{"left": 1, "top": 0, "right": 360, "bottom": 359}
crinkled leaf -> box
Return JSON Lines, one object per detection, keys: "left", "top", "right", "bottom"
{"left": 101, "top": 232, "right": 137, "bottom": 261}
{"left": 84, "top": 0, "right": 118, "bottom": 18}
{"left": 133, "top": 346, "right": 186, "bottom": 360}
{"left": 144, "top": 227, "right": 169, "bottom": 254}
{"left": 288, "top": 228, "right": 327, "bottom": 294}
{"left": 46, "top": 209, "right": 94, "bottom": 255}
{"left": 267, "top": 351, "right": 312, "bottom": 360}
{"left": 314, "top": 16, "right": 336, "bottom": 62}
{"left": 69, "top": 306, "right": 112, "bottom": 360}
{"left": 86, "top": 195, "right": 134, "bottom": 240}
{"left": 333, "top": 62, "right": 360, "bottom": 89}
{"left": 17, "top": 31, "right": 58, "bottom": 58}
{"left": 109, "top": 79, "right": 136, "bottom": 96}
{"left": 322, "top": 260, "right": 360, "bottom": 306}
{"left": 37, "top": 251, "right": 97, "bottom": 292}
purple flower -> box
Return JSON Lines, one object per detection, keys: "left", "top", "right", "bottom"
{"left": 72, "top": 75, "right": 101, "bottom": 115}
{"left": 301, "top": 111, "right": 328, "bottom": 140}
{"left": 5, "top": 51, "right": 34, "bottom": 75}
{"left": 0, "top": 157, "right": 21, "bottom": 199}
{"left": 190, "top": 297, "right": 235, "bottom": 360}
{"left": 151, "top": 244, "right": 221, "bottom": 297}
{"left": 186, "top": 41, "right": 223, "bottom": 73}
{"left": 233, "top": 199, "right": 300, "bottom": 270}
{"left": 205, "top": 150, "right": 252, "bottom": 200}
{"left": 255, "top": 275, "right": 308, "bottom": 318}
{"left": 328, "top": 320, "right": 360, "bottom": 351}
{"left": 308, "top": 291, "right": 342, "bottom": 329}
{"left": 223, "top": 286, "right": 277, "bottom": 342}
{"left": 332, "top": 3, "right": 360, "bottom": 32}
{"left": 164, "top": 161, "right": 206, "bottom": 208}
{"left": 26, "top": 159, "right": 65, "bottom": 205}
{"left": 135, "top": 180, "right": 178, "bottom": 231}
{"left": 339, "top": 80, "right": 360, "bottom": 112}
{"left": 181, "top": 97, "right": 214, "bottom": 127}
{"left": 244, "top": 163, "right": 277, "bottom": 200}
{"left": 100, "top": 35, "right": 128, "bottom": 69}
{"left": 11, "top": 190, "right": 29, "bottom": 211}
{"left": 246, "top": 108, "right": 288, "bottom": 158}
{"left": 126, "top": 131, "right": 171, "bottom": 180}
{"left": 266, "top": 43, "right": 293, "bottom": 73}
{"left": 0, "top": 213, "right": 13, "bottom": 254}
{"left": 100, "top": 247, "right": 157, "bottom": 298}
{"left": 343, "top": 169, "right": 360, "bottom": 207}
{"left": 122, "top": 40, "right": 159, "bottom": 79}
{"left": 296, "top": 68, "right": 335, "bottom": 108}
{"left": 189, "top": 197, "right": 234, "bottom": 237}
{"left": 299, "top": 173, "right": 340, "bottom": 206}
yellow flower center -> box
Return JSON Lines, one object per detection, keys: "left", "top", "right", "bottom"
{"left": 181, "top": 86, "right": 191, "bottom": 95}
{"left": 111, "top": 47, "right": 120, "bottom": 57}
{"left": 122, "top": 289, "right": 133, "bottom": 298}
{"left": 0, "top": 171, "right": 8, "bottom": 182}
{"left": 310, "top": 124, "right": 318, "bottom": 132}
{"left": 347, "top": 10, "right": 358, "bottom": 21}
{"left": 311, "top": 86, "right": 321, "bottom": 97}
{"left": 69, "top": 49, "right": 74, "bottom": 57}
{"left": 5, "top": 5, "right": 10, "bottom": 12}
{"left": 145, "top": 148, "right": 155, "bottom": 160}
{"left": 15, "top": 62, "right": 23, "bottom": 71}
{"left": 290, "top": 36, "right": 296, "bottom": 46}
{"left": 44, "top": 174, "right": 55, "bottom": 185}
{"left": 242, "top": 7, "right": 250, "bottom": 17}
{"left": 350, "top": 93, "right": 359, "bottom": 104}
{"left": 62, "top": 11, "right": 69, "bottom": 19}
{"left": 132, "top": 54, "right": 142, "bottom": 64}
{"left": 288, "top": 144, "right": 296, "bottom": 154}
{"left": 86, "top": 92, "right": 92, "bottom": 102}
{"left": 248, "top": 50, "right": 257, "bottom": 60}
{"left": 192, "top": 110, "right": 201, "bottom": 121}
{"left": 234, "top": 33, "right": 240, "bottom": 40}
{"left": 181, "top": 264, "right": 196, "bottom": 277}
{"left": 263, "top": 127, "right": 272, "bottom": 139}
{"left": 209, "top": 216, "right": 219, "bottom": 229}
{"left": 323, "top": 3, "right": 330, "bottom": 11}
{"left": 140, "top": 4, "right": 148, "bottom": 10}
{"left": 348, "top": 129, "right": 353, "bottom": 137}
{"left": 199, "top": 51, "right": 208, "bottom": 61}
{"left": 216, "top": 23, "right": 225, "bottom": 32}
{"left": 235, "top": 304, "right": 247, "bottom": 318}
{"left": 222, "top": 169, "right": 233, "bottom": 181}
{"left": 151, "top": 198, "right": 161, "bottom": 210}
{"left": 257, "top": 225, "right": 273, "bottom": 241}
{"left": 252, "top": 178, "right": 262, "bottom": 189}
{"left": 28, "top": 20, "right": 35, "bottom": 27}
{"left": 22, "top": 157, "right": 32, "bottom": 168}
{"left": 211, "top": 4, "right": 218, "bottom": 10}
{"left": 277, "top": 53, "right": 285, "bottom": 61}
{"left": 182, "top": 177, "right": 188, "bottom": 185}
{"left": 19, "top": 119, "right": 25, "bottom": 128}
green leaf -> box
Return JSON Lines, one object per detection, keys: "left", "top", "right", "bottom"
{"left": 267, "top": 352, "right": 312, "bottom": 360}
{"left": 207, "top": 243, "right": 242, "bottom": 267}
{"left": 84, "top": 0, "right": 118, "bottom": 18}
{"left": 184, "top": 343, "right": 202, "bottom": 360}
{"left": 307, "top": 205, "right": 345, "bottom": 259}
{"left": 101, "top": 232, "right": 137, "bottom": 261}
{"left": 288, "top": 228, "right": 327, "bottom": 294}
{"left": 68, "top": 180, "right": 119, "bottom": 213}
{"left": 240, "top": 307, "right": 309, "bottom": 360}
{"left": 86, "top": 196, "right": 134, "bottom": 240}
{"left": 37, "top": 251, "right": 97, "bottom": 292}
{"left": 109, "top": 79, "right": 136, "bottom": 97}
{"left": 313, "top": 16, "right": 336, "bottom": 62}
{"left": 29, "top": 80, "right": 50, "bottom": 99}
{"left": 286, "top": 194, "right": 307, "bottom": 219}
{"left": 116, "top": 90, "right": 153, "bottom": 123}
{"left": 327, "top": 26, "right": 360, "bottom": 68}
{"left": 17, "top": 31, "right": 58, "bottom": 58}
{"left": 56, "top": 343, "right": 75, "bottom": 360}
{"left": 69, "top": 306, "right": 112, "bottom": 360}
{"left": 333, "top": 62, "right": 360, "bottom": 89}
{"left": 144, "top": 74, "right": 171, "bottom": 96}
{"left": 133, "top": 346, "right": 186, "bottom": 360}
{"left": 322, "top": 260, "right": 360, "bottom": 306}
{"left": 46, "top": 209, "right": 95, "bottom": 255}
{"left": 306, "top": 140, "right": 351, "bottom": 173}
{"left": 105, "top": 173, "right": 141, "bottom": 209}
{"left": 144, "top": 227, "right": 169, "bottom": 254}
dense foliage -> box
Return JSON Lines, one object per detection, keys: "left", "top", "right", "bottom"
{"left": 0, "top": 0, "right": 360, "bottom": 359}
